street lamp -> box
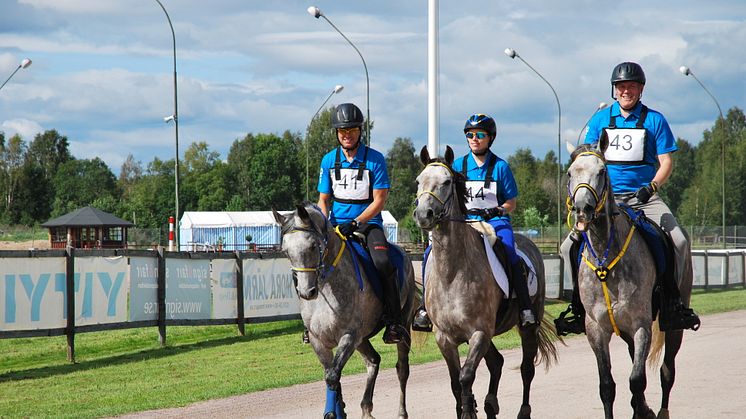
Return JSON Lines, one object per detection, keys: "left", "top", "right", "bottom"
{"left": 680, "top": 65, "right": 726, "bottom": 248}
{"left": 577, "top": 102, "right": 608, "bottom": 145}
{"left": 0, "top": 58, "right": 32, "bottom": 92}
{"left": 155, "top": 0, "right": 180, "bottom": 251}
{"left": 307, "top": 6, "right": 371, "bottom": 147}
{"left": 307, "top": 84, "right": 344, "bottom": 200}
{"left": 504, "top": 48, "right": 563, "bottom": 252}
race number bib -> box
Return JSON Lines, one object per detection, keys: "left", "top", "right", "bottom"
{"left": 603, "top": 128, "right": 646, "bottom": 163}
{"left": 464, "top": 180, "right": 499, "bottom": 210}
{"left": 330, "top": 168, "right": 371, "bottom": 201}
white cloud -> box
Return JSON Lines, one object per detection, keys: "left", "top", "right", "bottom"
{"left": 1, "top": 118, "right": 44, "bottom": 140}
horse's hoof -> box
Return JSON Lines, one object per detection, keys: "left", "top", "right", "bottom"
{"left": 517, "top": 404, "right": 531, "bottom": 419}
{"left": 483, "top": 394, "right": 499, "bottom": 418}
{"left": 324, "top": 413, "right": 336, "bottom": 419}
{"left": 656, "top": 408, "right": 670, "bottom": 419}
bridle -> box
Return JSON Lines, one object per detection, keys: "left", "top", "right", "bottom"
{"left": 284, "top": 205, "right": 347, "bottom": 285}
{"left": 566, "top": 151, "right": 610, "bottom": 230}
{"left": 415, "top": 162, "right": 459, "bottom": 226}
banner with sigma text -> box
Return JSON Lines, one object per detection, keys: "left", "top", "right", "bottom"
{"left": 74, "top": 256, "right": 128, "bottom": 326}
{"left": 212, "top": 259, "right": 239, "bottom": 319}
{"left": 129, "top": 256, "right": 159, "bottom": 321}
{"left": 165, "top": 258, "right": 211, "bottom": 320}
{"left": 242, "top": 257, "right": 300, "bottom": 317}
{"left": 1, "top": 257, "right": 67, "bottom": 331}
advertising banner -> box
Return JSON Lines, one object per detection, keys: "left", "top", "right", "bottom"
{"left": 1, "top": 257, "right": 67, "bottom": 331}
{"left": 75, "top": 256, "right": 128, "bottom": 326}
{"left": 165, "top": 258, "right": 211, "bottom": 320}
{"left": 129, "top": 256, "right": 159, "bottom": 321}
{"left": 242, "top": 257, "right": 299, "bottom": 317}
{"left": 211, "top": 259, "right": 239, "bottom": 319}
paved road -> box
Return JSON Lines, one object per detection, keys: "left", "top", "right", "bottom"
{"left": 119, "top": 310, "right": 745, "bottom": 418}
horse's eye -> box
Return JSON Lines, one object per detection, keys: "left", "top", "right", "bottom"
{"left": 444, "top": 179, "right": 452, "bottom": 186}
{"left": 599, "top": 169, "right": 606, "bottom": 177}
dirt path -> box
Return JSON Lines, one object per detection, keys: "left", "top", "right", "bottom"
{"left": 117, "top": 310, "right": 745, "bottom": 418}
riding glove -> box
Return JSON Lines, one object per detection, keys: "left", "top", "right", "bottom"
{"left": 337, "top": 220, "right": 359, "bottom": 237}
{"left": 634, "top": 181, "right": 658, "bottom": 204}
{"left": 468, "top": 206, "right": 505, "bottom": 220}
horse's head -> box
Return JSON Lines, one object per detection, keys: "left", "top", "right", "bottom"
{"left": 413, "top": 145, "right": 468, "bottom": 230}
{"left": 272, "top": 203, "right": 331, "bottom": 300}
{"left": 566, "top": 136, "right": 613, "bottom": 232}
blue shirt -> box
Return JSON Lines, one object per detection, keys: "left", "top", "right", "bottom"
{"left": 318, "top": 145, "right": 390, "bottom": 226}
{"left": 584, "top": 101, "right": 677, "bottom": 194}
{"left": 453, "top": 151, "right": 518, "bottom": 221}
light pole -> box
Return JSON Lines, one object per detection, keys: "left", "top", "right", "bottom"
{"left": 307, "top": 6, "right": 371, "bottom": 147}
{"left": 307, "top": 84, "right": 344, "bottom": 200}
{"left": 155, "top": 0, "right": 180, "bottom": 251}
{"left": 0, "top": 58, "right": 32, "bottom": 92}
{"left": 504, "top": 48, "right": 563, "bottom": 251}
{"left": 577, "top": 102, "right": 608, "bottom": 145}
{"left": 680, "top": 65, "right": 726, "bottom": 248}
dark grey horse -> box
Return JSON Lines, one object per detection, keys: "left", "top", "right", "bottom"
{"left": 273, "top": 203, "right": 416, "bottom": 419}
{"left": 566, "top": 141, "right": 693, "bottom": 419}
{"left": 413, "top": 146, "right": 558, "bottom": 419}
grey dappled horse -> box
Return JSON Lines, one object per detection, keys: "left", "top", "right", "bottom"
{"left": 413, "top": 146, "right": 558, "bottom": 419}
{"left": 273, "top": 204, "right": 417, "bottom": 419}
{"left": 566, "top": 141, "right": 693, "bottom": 419}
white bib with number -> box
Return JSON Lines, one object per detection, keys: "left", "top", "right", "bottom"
{"left": 330, "top": 168, "right": 371, "bottom": 201}
{"left": 603, "top": 128, "right": 646, "bottom": 163}
{"left": 465, "top": 180, "right": 499, "bottom": 210}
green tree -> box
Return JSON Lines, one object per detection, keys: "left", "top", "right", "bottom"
{"left": 0, "top": 133, "right": 27, "bottom": 222}
{"left": 181, "top": 142, "right": 232, "bottom": 211}
{"left": 120, "top": 157, "right": 175, "bottom": 229}
{"left": 385, "top": 137, "right": 420, "bottom": 220}
{"left": 508, "top": 148, "right": 553, "bottom": 227}
{"left": 659, "top": 138, "right": 695, "bottom": 214}
{"left": 51, "top": 157, "right": 119, "bottom": 218}
{"left": 304, "top": 107, "right": 339, "bottom": 201}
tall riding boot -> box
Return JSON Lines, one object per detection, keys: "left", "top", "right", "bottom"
{"left": 555, "top": 235, "right": 586, "bottom": 336}
{"left": 510, "top": 262, "right": 537, "bottom": 328}
{"left": 658, "top": 275, "right": 701, "bottom": 332}
{"left": 413, "top": 245, "right": 433, "bottom": 332}
{"left": 382, "top": 274, "right": 407, "bottom": 344}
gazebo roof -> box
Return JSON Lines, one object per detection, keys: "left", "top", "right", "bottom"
{"left": 41, "top": 206, "right": 135, "bottom": 228}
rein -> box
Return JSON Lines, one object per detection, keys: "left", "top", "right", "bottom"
{"left": 286, "top": 209, "right": 348, "bottom": 284}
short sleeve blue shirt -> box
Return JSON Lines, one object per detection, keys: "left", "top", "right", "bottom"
{"left": 453, "top": 151, "right": 518, "bottom": 221}
{"left": 584, "top": 101, "right": 677, "bottom": 194}
{"left": 318, "top": 145, "right": 390, "bottom": 226}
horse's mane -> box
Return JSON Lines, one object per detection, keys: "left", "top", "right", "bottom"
{"left": 425, "top": 157, "right": 469, "bottom": 215}
{"left": 278, "top": 201, "right": 322, "bottom": 235}
{"left": 570, "top": 143, "right": 606, "bottom": 162}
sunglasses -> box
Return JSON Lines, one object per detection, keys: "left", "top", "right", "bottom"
{"left": 465, "top": 132, "right": 489, "bottom": 140}
{"left": 338, "top": 127, "right": 361, "bottom": 135}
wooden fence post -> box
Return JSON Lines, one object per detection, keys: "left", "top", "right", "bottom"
{"left": 65, "top": 247, "right": 75, "bottom": 363}
{"left": 236, "top": 252, "right": 245, "bottom": 336}
{"left": 158, "top": 248, "right": 166, "bottom": 346}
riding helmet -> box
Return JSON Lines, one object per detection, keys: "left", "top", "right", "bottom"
{"left": 610, "top": 62, "right": 646, "bottom": 98}
{"left": 331, "top": 103, "right": 364, "bottom": 129}
{"left": 464, "top": 114, "right": 497, "bottom": 146}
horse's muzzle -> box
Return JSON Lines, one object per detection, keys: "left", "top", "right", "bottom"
{"left": 572, "top": 204, "right": 596, "bottom": 232}
{"left": 413, "top": 202, "right": 439, "bottom": 230}
{"left": 297, "top": 286, "right": 318, "bottom": 300}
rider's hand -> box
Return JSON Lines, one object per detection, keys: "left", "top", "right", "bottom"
{"left": 633, "top": 182, "right": 657, "bottom": 204}
{"left": 337, "top": 220, "right": 359, "bottom": 237}
{"left": 483, "top": 206, "right": 505, "bottom": 220}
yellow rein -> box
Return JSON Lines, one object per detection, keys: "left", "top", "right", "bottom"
{"left": 581, "top": 223, "right": 637, "bottom": 336}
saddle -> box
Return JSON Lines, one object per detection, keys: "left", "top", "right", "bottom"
{"left": 347, "top": 235, "right": 407, "bottom": 303}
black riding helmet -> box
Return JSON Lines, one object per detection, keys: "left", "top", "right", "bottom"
{"left": 464, "top": 114, "right": 497, "bottom": 147}
{"left": 332, "top": 103, "right": 364, "bottom": 129}
{"left": 610, "top": 62, "right": 646, "bottom": 99}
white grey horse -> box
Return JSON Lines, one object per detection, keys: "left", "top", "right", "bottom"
{"left": 413, "top": 146, "right": 558, "bottom": 419}
{"left": 273, "top": 203, "right": 416, "bottom": 419}
{"left": 566, "top": 141, "right": 693, "bottom": 419}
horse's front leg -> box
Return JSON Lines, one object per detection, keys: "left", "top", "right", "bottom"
{"left": 629, "top": 326, "right": 655, "bottom": 419}
{"left": 324, "top": 332, "right": 358, "bottom": 419}
{"left": 458, "top": 330, "right": 492, "bottom": 419}
{"left": 586, "top": 321, "right": 615, "bottom": 419}
{"left": 355, "top": 339, "right": 381, "bottom": 419}
{"left": 435, "top": 331, "right": 463, "bottom": 418}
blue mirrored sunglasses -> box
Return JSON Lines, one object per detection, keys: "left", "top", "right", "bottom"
{"left": 465, "top": 132, "right": 488, "bottom": 140}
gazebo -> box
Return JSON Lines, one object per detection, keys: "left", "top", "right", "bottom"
{"left": 41, "top": 206, "right": 134, "bottom": 249}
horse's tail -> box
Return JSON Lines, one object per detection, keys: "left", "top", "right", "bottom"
{"left": 647, "top": 318, "right": 665, "bottom": 367}
{"left": 534, "top": 315, "right": 561, "bottom": 371}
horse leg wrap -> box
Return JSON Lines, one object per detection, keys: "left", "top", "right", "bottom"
{"left": 324, "top": 386, "right": 346, "bottom": 419}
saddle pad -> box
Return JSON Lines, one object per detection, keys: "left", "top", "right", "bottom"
{"left": 424, "top": 236, "right": 537, "bottom": 299}
{"left": 348, "top": 240, "right": 406, "bottom": 302}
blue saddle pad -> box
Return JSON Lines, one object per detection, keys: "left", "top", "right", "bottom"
{"left": 618, "top": 203, "right": 670, "bottom": 278}
{"left": 348, "top": 240, "right": 406, "bottom": 302}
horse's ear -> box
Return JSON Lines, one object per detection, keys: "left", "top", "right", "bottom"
{"left": 296, "top": 204, "right": 311, "bottom": 224}
{"left": 271, "top": 207, "right": 287, "bottom": 225}
{"left": 597, "top": 130, "right": 609, "bottom": 155}
{"left": 566, "top": 141, "right": 576, "bottom": 156}
{"left": 444, "top": 146, "right": 454, "bottom": 166}
{"left": 419, "top": 145, "right": 431, "bottom": 166}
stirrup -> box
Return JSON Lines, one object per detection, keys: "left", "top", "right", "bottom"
{"left": 302, "top": 329, "right": 310, "bottom": 344}
{"left": 383, "top": 323, "right": 408, "bottom": 344}
{"left": 412, "top": 308, "right": 433, "bottom": 332}
{"left": 519, "top": 309, "right": 538, "bottom": 329}
{"left": 659, "top": 304, "right": 701, "bottom": 332}
{"left": 554, "top": 305, "right": 585, "bottom": 336}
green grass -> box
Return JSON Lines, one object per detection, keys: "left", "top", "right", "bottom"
{"left": 0, "top": 225, "right": 47, "bottom": 242}
{"left": 1, "top": 288, "right": 744, "bottom": 418}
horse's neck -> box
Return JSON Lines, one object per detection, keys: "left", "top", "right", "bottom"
{"left": 585, "top": 199, "right": 630, "bottom": 255}
{"left": 430, "top": 221, "right": 484, "bottom": 277}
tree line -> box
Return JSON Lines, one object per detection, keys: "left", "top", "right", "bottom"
{"left": 1, "top": 107, "right": 744, "bottom": 242}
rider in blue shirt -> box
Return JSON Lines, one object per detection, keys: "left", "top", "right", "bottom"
{"left": 413, "top": 114, "right": 538, "bottom": 331}
{"left": 317, "top": 103, "right": 407, "bottom": 344}
{"left": 555, "top": 62, "right": 700, "bottom": 335}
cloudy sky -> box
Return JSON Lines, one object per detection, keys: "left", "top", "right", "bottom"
{"left": 1, "top": 0, "right": 744, "bottom": 174}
